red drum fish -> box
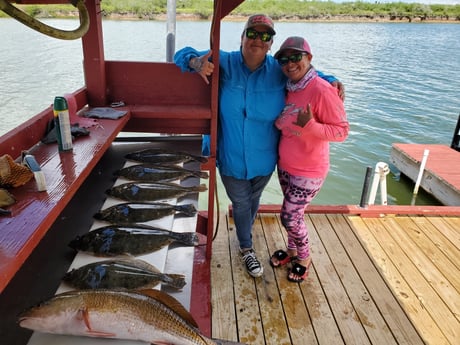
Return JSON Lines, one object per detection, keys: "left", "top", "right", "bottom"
{"left": 93, "top": 202, "right": 196, "bottom": 224}
{"left": 106, "top": 181, "right": 207, "bottom": 202}
{"left": 125, "top": 148, "right": 208, "bottom": 165}
{"left": 63, "top": 258, "right": 186, "bottom": 290}
{"left": 68, "top": 224, "right": 199, "bottom": 256}
{"left": 115, "top": 163, "right": 209, "bottom": 182}
{"left": 19, "top": 289, "right": 247, "bottom": 345}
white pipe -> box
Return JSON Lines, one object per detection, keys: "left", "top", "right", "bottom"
{"left": 413, "top": 149, "right": 430, "bottom": 195}
{"left": 368, "top": 162, "right": 389, "bottom": 205}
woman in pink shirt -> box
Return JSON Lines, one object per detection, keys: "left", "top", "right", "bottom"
{"left": 270, "top": 36, "right": 349, "bottom": 282}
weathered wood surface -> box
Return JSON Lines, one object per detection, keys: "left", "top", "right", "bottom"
{"left": 212, "top": 212, "right": 460, "bottom": 345}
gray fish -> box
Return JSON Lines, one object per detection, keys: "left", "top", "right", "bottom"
{"left": 106, "top": 181, "right": 207, "bottom": 202}
{"left": 62, "top": 258, "right": 186, "bottom": 290}
{"left": 94, "top": 202, "right": 197, "bottom": 224}
{"left": 18, "top": 289, "right": 247, "bottom": 345}
{"left": 68, "top": 224, "right": 199, "bottom": 256}
{"left": 125, "top": 148, "right": 208, "bottom": 165}
{"left": 115, "top": 163, "right": 209, "bottom": 182}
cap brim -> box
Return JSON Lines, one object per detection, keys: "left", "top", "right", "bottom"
{"left": 274, "top": 47, "right": 308, "bottom": 59}
{"left": 246, "top": 24, "right": 275, "bottom": 35}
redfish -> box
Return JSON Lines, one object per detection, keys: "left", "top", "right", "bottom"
{"left": 63, "top": 258, "right": 186, "bottom": 290}
{"left": 68, "top": 224, "right": 199, "bottom": 256}
{"left": 93, "top": 202, "right": 196, "bottom": 224}
{"left": 19, "top": 289, "right": 246, "bottom": 345}
{"left": 106, "top": 181, "right": 207, "bottom": 202}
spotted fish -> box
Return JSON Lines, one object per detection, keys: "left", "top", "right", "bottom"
{"left": 68, "top": 224, "right": 199, "bottom": 256}
{"left": 93, "top": 202, "right": 197, "bottom": 224}
{"left": 62, "top": 258, "right": 186, "bottom": 290}
{"left": 106, "top": 181, "right": 207, "bottom": 202}
{"left": 19, "top": 289, "right": 247, "bottom": 345}
{"left": 125, "top": 148, "right": 208, "bottom": 165}
{"left": 115, "top": 163, "right": 209, "bottom": 182}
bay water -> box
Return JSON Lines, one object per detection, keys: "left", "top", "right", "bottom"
{"left": 1, "top": 18, "right": 460, "bottom": 206}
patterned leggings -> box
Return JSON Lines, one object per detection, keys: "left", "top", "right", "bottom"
{"left": 278, "top": 168, "right": 324, "bottom": 260}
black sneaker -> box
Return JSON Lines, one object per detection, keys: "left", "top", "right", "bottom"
{"left": 240, "top": 249, "right": 263, "bottom": 277}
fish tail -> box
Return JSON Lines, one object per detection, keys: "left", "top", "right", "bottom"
{"left": 175, "top": 204, "right": 197, "bottom": 217}
{"left": 93, "top": 212, "right": 104, "bottom": 220}
{"left": 162, "top": 273, "right": 186, "bottom": 290}
{"left": 174, "top": 232, "right": 199, "bottom": 246}
{"left": 193, "top": 170, "right": 209, "bottom": 179}
{"left": 192, "top": 183, "right": 208, "bottom": 193}
{"left": 188, "top": 153, "right": 208, "bottom": 164}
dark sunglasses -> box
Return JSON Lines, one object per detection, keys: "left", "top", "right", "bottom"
{"left": 245, "top": 29, "right": 273, "bottom": 43}
{"left": 277, "top": 53, "right": 307, "bottom": 66}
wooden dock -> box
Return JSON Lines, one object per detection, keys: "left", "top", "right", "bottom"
{"left": 211, "top": 212, "right": 460, "bottom": 345}
{"left": 390, "top": 143, "right": 460, "bottom": 206}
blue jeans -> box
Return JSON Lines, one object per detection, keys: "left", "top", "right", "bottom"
{"left": 220, "top": 173, "right": 272, "bottom": 250}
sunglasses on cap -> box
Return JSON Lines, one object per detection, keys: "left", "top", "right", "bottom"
{"left": 277, "top": 53, "right": 308, "bottom": 66}
{"left": 245, "top": 28, "right": 273, "bottom": 42}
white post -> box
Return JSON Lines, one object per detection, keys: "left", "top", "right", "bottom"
{"left": 368, "top": 162, "right": 389, "bottom": 205}
{"left": 411, "top": 149, "right": 430, "bottom": 205}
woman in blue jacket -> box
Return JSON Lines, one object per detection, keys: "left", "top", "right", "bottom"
{"left": 175, "top": 14, "right": 344, "bottom": 278}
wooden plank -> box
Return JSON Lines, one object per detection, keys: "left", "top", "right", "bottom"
{"left": 427, "top": 217, "right": 460, "bottom": 250}
{"left": 259, "top": 214, "right": 316, "bottom": 345}
{"left": 384, "top": 217, "right": 460, "bottom": 326}
{"left": 310, "top": 214, "right": 398, "bottom": 345}
{"left": 352, "top": 217, "right": 451, "bottom": 344}
{"left": 307, "top": 215, "right": 371, "bottom": 344}
{"left": 374, "top": 217, "right": 460, "bottom": 342}
{"left": 227, "top": 216, "right": 265, "bottom": 345}
{"left": 414, "top": 217, "right": 460, "bottom": 270}
{"left": 332, "top": 214, "right": 425, "bottom": 345}
{"left": 399, "top": 217, "right": 460, "bottom": 294}
{"left": 253, "top": 215, "right": 294, "bottom": 345}
{"left": 211, "top": 213, "right": 239, "bottom": 342}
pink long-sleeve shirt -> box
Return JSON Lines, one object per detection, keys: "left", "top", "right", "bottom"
{"left": 275, "top": 75, "right": 349, "bottom": 178}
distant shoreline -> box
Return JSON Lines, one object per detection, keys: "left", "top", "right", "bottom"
{"left": 107, "top": 13, "right": 460, "bottom": 23}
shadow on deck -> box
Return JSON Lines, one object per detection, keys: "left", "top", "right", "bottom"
{"left": 211, "top": 212, "right": 459, "bottom": 345}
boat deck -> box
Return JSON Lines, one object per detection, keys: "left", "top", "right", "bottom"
{"left": 390, "top": 143, "right": 460, "bottom": 206}
{"left": 211, "top": 212, "right": 460, "bottom": 345}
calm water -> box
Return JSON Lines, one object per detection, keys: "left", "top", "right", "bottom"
{"left": 1, "top": 18, "right": 460, "bottom": 206}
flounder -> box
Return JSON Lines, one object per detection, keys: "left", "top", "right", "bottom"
{"left": 115, "top": 163, "right": 209, "bottom": 182}
{"left": 63, "top": 258, "right": 186, "bottom": 290}
{"left": 68, "top": 224, "right": 199, "bottom": 256}
{"left": 106, "top": 181, "right": 207, "bottom": 202}
{"left": 125, "top": 148, "right": 208, "bottom": 165}
{"left": 93, "top": 202, "right": 197, "bottom": 224}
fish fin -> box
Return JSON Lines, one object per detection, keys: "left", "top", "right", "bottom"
{"left": 211, "top": 339, "right": 248, "bottom": 345}
{"left": 93, "top": 212, "right": 104, "bottom": 220}
{"left": 192, "top": 183, "right": 208, "bottom": 193}
{"left": 80, "top": 307, "right": 116, "bottom": 338}
{"left": 173, "top": 232, "right": 199, "bottom": 246}
{"left": 194, "top": 170, "right": 209, "bottom": 179}
{"left": 161, "top": 273, "right": 186, "bottom": 290}
{"left": 138, "top": 289, "right": 198, "bottom": 328}
{"left": 186, "top": 153, "right": 208, "bottom": 164}
{"left": 175, "top": 204, "right": 197, "bottom": 217}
